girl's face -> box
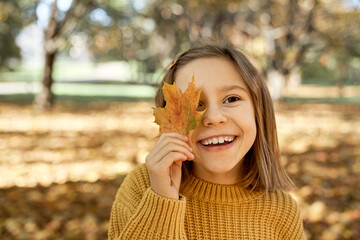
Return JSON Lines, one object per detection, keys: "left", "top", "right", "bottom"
{"left": 175, "top": 57, "right": 257, "bottom": 184}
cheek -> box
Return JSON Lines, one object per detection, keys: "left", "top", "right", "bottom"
{"left": 245, "top": 115, "right": 257, "bottom": 145}
{"left": 247, "top": 113, "right": 257, "bottom": 131}
{"left": 236, "top": 108, "right": 257, "bottom": 142}
{"left": 187, "top": 129, "right": 202, "bottom": 159}
{"left": 187, "top": 130, "right": 197, "bottom": 149}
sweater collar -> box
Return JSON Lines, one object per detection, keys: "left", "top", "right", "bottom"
{"left": 180, "top": 173, "right": 265, "bottom": 203}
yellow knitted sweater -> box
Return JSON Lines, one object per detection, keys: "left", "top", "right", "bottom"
{"left": 108, "top": 164, "right": 305, "bottom": 240}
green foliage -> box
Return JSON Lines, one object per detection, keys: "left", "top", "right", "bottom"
{"left": 302, "top": 58, "right": 359, "bottom": 86}
{"left": 1, "top": 0, "right": 359, "bottom": 89}
{"left": 0, "top": 1, "right": 22, "bottom": 68}
{"left": 301, "top": 61, "right": 337, "bottom": 86}
{"left": 0, "top": 0, "right": 37, "bottom": 68}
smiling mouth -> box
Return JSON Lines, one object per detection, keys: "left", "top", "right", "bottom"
{"left": 199, "top": 136, "right": 237, "bottom": 146}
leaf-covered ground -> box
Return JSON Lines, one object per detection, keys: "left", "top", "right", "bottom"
{"left": 0, "top": 101, "right": 359, "bottom": 240}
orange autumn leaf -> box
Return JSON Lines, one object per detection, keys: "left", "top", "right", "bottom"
{"left": 153, "top": 74, "right": 205, "bottom": 136}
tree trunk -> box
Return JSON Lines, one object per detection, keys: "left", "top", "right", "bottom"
{"left": 286, "top": 67, "right": 301, "bottom": 96}
{"left": 337, "top": 64, "right": 347, "bottom": 98}
{"left": 34, "top": 50, "right": 56, "bottom": 111}
{"left": 32, "top": 0, "right": 86, "bottom": 111}
{"left": 337, "top": 76, "right": 345, "bottom": 98}
{"left": 266, "top": 69, "right": 286, "bottom": 101}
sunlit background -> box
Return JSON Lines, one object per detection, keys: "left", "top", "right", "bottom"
{"left": 0, "top": 0, "right": 359, "bottom": 239}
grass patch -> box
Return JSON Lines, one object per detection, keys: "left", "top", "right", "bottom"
{"left": 0, "top": 82, "right": 157, "bottom": 105}
{"left": 283, "top": 96, "right": 360, "bottom": 104}
{"left": 0, "top": 93, "right": 154, "bottom": 106}
{"left": 52, "top": 83, "right": 156, "bottom": 98}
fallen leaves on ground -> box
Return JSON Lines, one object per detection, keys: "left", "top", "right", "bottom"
{"left": 0, "top": 178, "right": 125, "bottom": 240}
{"left": 0, "top": 101, "right": 359, "bottom": 240}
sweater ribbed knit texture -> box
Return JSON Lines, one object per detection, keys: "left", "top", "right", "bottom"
{"left": 108, "top": 164, "right": 305, "bottom": 240}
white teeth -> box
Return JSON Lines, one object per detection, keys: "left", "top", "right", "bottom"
{"left": 200, "top": 136, "right": 235, "bottom": 146}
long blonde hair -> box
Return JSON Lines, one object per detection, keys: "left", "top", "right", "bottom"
{"left": 154, "top": 43, "right": 294, "bottom": 192}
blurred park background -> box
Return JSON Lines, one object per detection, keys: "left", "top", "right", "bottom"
{"left": 0, "top": 0, "right": 359, "bottom": 239}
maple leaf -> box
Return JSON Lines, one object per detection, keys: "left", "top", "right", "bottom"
{"left": 153, "top": 73, "right": 205, "bottom": 136}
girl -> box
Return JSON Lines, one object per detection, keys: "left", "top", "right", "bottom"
{"left": 108, "top": 44, "right": 305, "bottom": 239}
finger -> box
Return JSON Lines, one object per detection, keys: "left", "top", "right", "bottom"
{"left": 156, "top": 133, "right": 188, "bottom": 149}
{"left": 159, "top": 132, "right": 188, "bottom": 142}
{"left": 149, "top": 136, "right": 192, "bottom": 160}
{"left": 146, "top": 132, "right": 191, "bottom": 164}
{"left": 155, "top": 144, "right": 194, "bottom": 163}
{"left": 158, "top": 152, "right": 188, "bottom": 170}
{"left": 156, "top": 134, "right": 192, "bottom": 152}
{"left": 170, "top": 160, "right": 183, "bottom": 189}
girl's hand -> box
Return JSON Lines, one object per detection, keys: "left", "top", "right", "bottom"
{"left": 145, "top": 132, "right": 194, "bottom": 200}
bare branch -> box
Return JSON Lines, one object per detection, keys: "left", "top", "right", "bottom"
{"left": 44, "top": 0, "right": 92, "bottom": 53}
{"left": 56, "top": 0, "right": 92, "bottom": 39}
{"left": 290, "top": 0, "right": 319, "bottom": 71}
{"left": 44, "top": 0, "right": 58, "bottom": 40}
{"left": 52, "top": 0, "right": 78, "bottom": 38}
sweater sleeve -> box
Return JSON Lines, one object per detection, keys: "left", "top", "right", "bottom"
{"left": 278, "top": 192, "right": 306, "bottom": 240}
{"left": 108, "top": 164, "right": 188, "bottom": 240}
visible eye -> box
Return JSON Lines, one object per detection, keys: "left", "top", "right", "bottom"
{"left": 224, "top": 96, "right": 240, "bottom": 104}
{"left": 196, "top": 102, "right": 205, "bottom": 111}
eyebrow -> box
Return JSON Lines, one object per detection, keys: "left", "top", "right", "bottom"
{"left": 220, "top": 85, "right": 247, "bottom": 93}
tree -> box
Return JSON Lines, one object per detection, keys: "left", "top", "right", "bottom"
{"left": 314, "top": 2, "right": 360, "bottom": 96}
{"left": 29, "top": 0, "right": 358, "bottom": 109}
{"left": 34, "top": 0, "right": 91, "bottom": 111}
{"left": 213, "top": 0, "right": 321, "bottom": 99}
{"left": 33, "top": 0, "right": 128, "bottom": 110}
{"left": 0, "top": 0, "right": 37, "bottom": 69}
{"left": 101, "top": 0, "right": 320, "bottom": 99}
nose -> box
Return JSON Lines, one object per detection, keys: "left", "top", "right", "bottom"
{"left": 202, "top": 104, "right": 227, "bottom": 126}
